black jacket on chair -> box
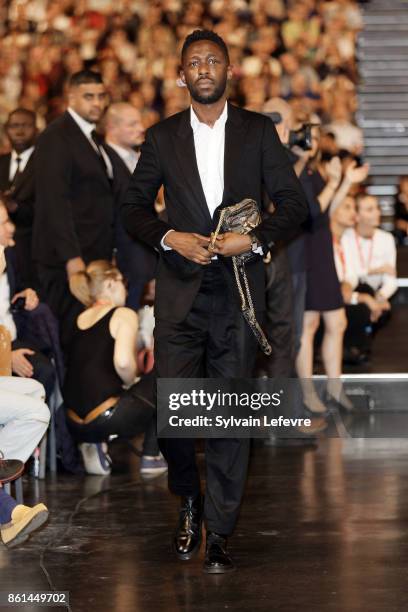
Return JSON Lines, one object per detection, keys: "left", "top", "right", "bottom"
{"left": 122, "top": 103, "right": 308, "bottom": 322}
{"left": 32, "top": 111, "right": 115, "bottom": 268}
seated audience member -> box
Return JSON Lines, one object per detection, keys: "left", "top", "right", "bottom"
{"left": 0, "top": 245, "right": 49, "bottom": 548}
{"left": 331, "top": 195, "right": 377, "bottom": 363}
{"left": 394, "top": 175, "right": 408, "bottom": 244}
{"left": 0, "top": 377, "right": 50, "bottom": 547}
{"left": 0, "top": 199, "right": 55, "bottom": 397}
{"left": 63, "top": 260, "right": 166, "bottom": 477}
{"left": 341, "top": 194, "right": 397, "bottom": 305}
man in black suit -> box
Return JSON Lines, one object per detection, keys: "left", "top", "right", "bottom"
{"left": 0, "top": 108, "right": 37, "bottom": 288}
{"left": 104, "top": 103, "right": 157, "bottom": 310}
{"left": 32, "top": 70, "right": 114, "bottom": 350}
{"left": 122, "top": 30, "right": 308, "bottom": 573}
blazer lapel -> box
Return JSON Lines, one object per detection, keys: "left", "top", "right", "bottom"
{"left": 173, "top": 109, "right": 212, "bottom": 226}
{"left": 221, "top": 103, "right": 249, "bottom": 208}
{"left": 12, "top": 152, "right": 34, "bottom": 195}
{"left": 64, "top": 112, "right": 112, "bottom": 188}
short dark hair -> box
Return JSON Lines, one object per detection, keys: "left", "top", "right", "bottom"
{"left": 68, "top": 70, "right": 104, "bottom": 88}
{"left": 6, "top": 108, "right": 36, "bottom": 125}
{"left": 181, "top": 29, "right": 229, "bottom": 64}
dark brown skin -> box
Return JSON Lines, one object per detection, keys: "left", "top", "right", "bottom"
{"left": 164, "top": 40, "right": 252, "bottom": 264}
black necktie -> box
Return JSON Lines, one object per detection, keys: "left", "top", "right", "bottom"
{"left": 90, "top": 130, "right": 112, "bottom": 179}
{"left": 10, "top": 156, "right": 22, "bottom": 185}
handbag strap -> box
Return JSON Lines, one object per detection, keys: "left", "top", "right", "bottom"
{"left": 209, "top": 209, "right": 272, "bottom": 356}
{"left": 209, "top": 209, "right": 226, "bottom": 251}
{"left": 232, "top": 257, "right": 272, "bottom": 356}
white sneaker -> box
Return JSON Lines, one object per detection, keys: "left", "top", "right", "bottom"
{"left": 140, "top": 453, "right": 168, "bottom": 478}
{"left": 79, "top": 443, "right": 111, "bottom": 475}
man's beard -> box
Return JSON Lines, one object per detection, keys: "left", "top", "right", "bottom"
{"left": 188, "top": 76, "right": 227, "bottom": 105}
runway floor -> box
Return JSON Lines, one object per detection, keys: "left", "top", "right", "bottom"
{"left": 3, "top": 435, "right": 408, "bottom": 612}
{"left": 2, "top": 304, "right": 408, "bottom": 612}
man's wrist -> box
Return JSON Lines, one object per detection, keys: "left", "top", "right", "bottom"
{"left": 161, "top": 229, "right": 176, "bottom": 251}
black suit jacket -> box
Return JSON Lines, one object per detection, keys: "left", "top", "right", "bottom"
{"left": 122, "top": 103, "right": 308, "bottom": 322}
{"left": 0, "top": 151, "right": 35, "bottom": 228}
{"left": 105, "top": 144, "right": 157, "bottom": 282}
{"left": 32, "top": 111, "right": 115, "bottom": 267}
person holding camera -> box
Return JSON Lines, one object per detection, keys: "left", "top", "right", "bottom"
{"left": 294, "top": 120, "right": 369, "bottom": 413}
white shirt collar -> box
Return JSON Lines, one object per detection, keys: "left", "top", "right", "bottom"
{"left": 11, "top": 146, "right": 34, "bottom": 163}
{"left": 190, "top": 102, "right": 228, "bottom": 132}
{"left": 106, "top": 141, "right": 136, "bottom": 161}
{"left": 67, "top": 107, "right": 95, "bottom": 139}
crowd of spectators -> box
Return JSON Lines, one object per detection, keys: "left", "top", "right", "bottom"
{"left": 0, "top": 0, "right": 363, "bottom": 149}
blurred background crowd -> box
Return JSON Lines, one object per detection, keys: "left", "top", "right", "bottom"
{"left": 0, "top": 0, "right": 363, "bottom": 145}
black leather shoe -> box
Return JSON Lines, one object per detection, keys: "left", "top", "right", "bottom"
{"left": 173, "top": 494, "right": 202, "bottom": 560}
{"left": 203, "top": 531, "right": 235, "bottom": 574}
{"left": 0, "top": 452, "right": 24, "bottom": 484}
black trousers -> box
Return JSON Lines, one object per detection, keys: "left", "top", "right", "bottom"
{"left": 12, "top": 339, "right": 55, "bottom": 400}
{"left": 36, "top": 264, "right": 84, "bottom": 354}
{"left": 66, "top": 376, "right": 159, "bottom": 456}
{"left": 154, "top": 263, "right": 259, "bottom": 536}
{"left": 255, "top": 249, "right": 295, "bottom": 378}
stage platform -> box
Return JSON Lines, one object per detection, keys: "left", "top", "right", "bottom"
{"left": 3, "top": 437, "right": 408, "bottom": 612}
{"left": 1, "top": 303, "right": 407, "bottom": 612}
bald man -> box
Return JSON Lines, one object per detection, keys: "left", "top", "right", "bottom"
{"left": 105, "top": 103, "right": 157, "bottom": 309}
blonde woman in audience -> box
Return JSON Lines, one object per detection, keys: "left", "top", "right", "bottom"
{"left": 64, "top": 260, "right": 166, "bottom": 478}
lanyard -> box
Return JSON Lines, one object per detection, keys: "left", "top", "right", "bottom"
{"left": 354, "top": 230, "right": 374, "bottom": 272}
{"left": 333, "top": 236, "right": 346, "bottom": 279}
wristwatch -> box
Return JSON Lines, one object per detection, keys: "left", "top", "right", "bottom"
{"left": 248, "top": 232, "right": 259, "bottom": 252}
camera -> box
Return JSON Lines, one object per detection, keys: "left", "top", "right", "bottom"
{"left": 288, "top": 123, "right": 314, "bottom": 151}
{"left": 263, "top": 111, "right": 316, "bottom": 152}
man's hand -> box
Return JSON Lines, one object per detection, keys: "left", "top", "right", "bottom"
{"left": 66, "top": 256, "right": 86, "bottom": 279}
{"left": 362, "top": 294, "right": 389, "bottom": 322}
{"left": 211, "top": 233, "right": 252, "bottom": 257}
{"left": 11, "top": 348, "right": 34, "bottom": 378}
{"left": 12, "top": 289, "right": 39, "bottom": 311}
{"left": 164, "top": 231, "right": 212, "bottom": 265}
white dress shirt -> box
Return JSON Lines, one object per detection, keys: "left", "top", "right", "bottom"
{"left": 190, "top": 103, "right": 227, "bottom": 218}
{"left": 9, "top": 146, "right": 34, "bottom": 182}
{"left": 161, "top": 104, "right": 227, "bottom": 250}
{"left": 340, "top": 227, "right": 397, "bottom": 299}
{"left": 106, "top": 141, "right": 139, "bottom": 174}
{"left": 0, "top": 273, "right": 17, "bottom": 341}
{"left": 67, "top": 107, "right": 113, "bottom": 179}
